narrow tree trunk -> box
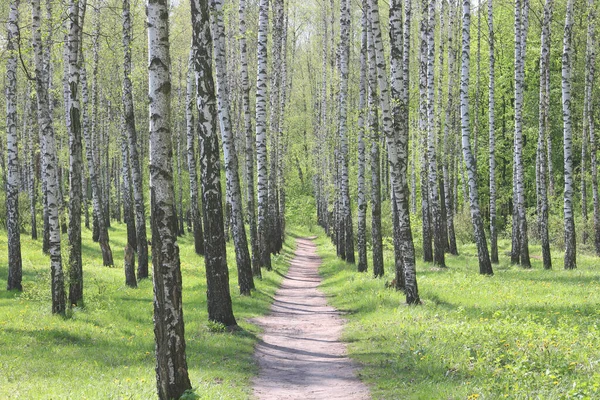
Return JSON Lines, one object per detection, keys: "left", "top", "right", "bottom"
{"left": 121, "top": 117, "right": 137, "bottom": 251}
{"left": 122, "top": 0, "right": 148, "bottom": 278}
{"left": 488, "top": 0, "right": 498, "bottom": 264}
{"left": 124, "top": 244, "right": 137, "bottom": 288}
{"left": 210, "top": 0, "right": 254, "bottom": 295}
{"left": 583, "top": 0, "right": 596, "bottom": 248}
{"left": 185, "top": 56, "right": 205, "bottom": 256}
{"left": 513, "top": 0, "right": 531, "bottom": 268}
{"left": 6, "top": 0, "right": 23, "bottom": 292}
{"left": 32, "top": 0, "right": 66, "bottom": 313}
{"left": 357, "top": 0, "right": 368, "bottom": 273}
{"left": 238, "top": 0, "right": 260, "bottom": 277}
{"left": 255, "top": 0, "right": 271, "bottom": 270}
{"left": 191, "top": 0, "right": 237, "bottom": 326}
{"left": 537, "top": 0, "right": 554, "bottom": 269}
{"left": 370, "top": 0, "right": 419, "bottom": 303}
{"left": 147, "top": 0, "right": 192, "bottom": 397}
{"left": 562, "top": 0, "right": 576, "bottom": 270}
{"left": 460, "top": 0, "right": 493, "bottom": 276}
{"left": 67, "top": 0, "right": 84, "bottom": 306}
{"left": 27, "top": 89, "right": 38, "bottom": 240}
{"left": 366, "top": 0, "right": 383, "bottom": 278}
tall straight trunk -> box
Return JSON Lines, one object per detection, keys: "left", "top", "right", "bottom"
{"left": 32, "top": 0, "right": 66, "bottom": 313}
{"left": 255, "top": 0, "right": 271, "bottom": 270}
{"left": 562, "top": 0, "right": 576, "bottom": 270}
{"left": 191, "top": 0, "right": 237, "bottom": 326}
{"left": 460, "top": 0, "right": 493, "bottom": 276}
{"left": 425, "top": 0, "right": 445, "bottom": 267}
{"left": 210, "top": 0, "right": 254, "bottom": 295}
{"left": 67, "top": 0, "right": 84, "bottom": 306}
{"left": 186, "top": 57, "right": 205, "bottom": 256}
{"left": 356, "top": 0, "right": 368, "bottom": 273}
{"left": 584, "top": 0, "right": 596, "bottom": 249}
{"left": 370, "top": 0, "right": 419, "bottom": 304}
{"left": 83, "top": 0, "right": 112, "bottom": 266}
{"left": 487, "top": 0, "right": 498, "bottom": 264}
{"left": 419, "top": 0, "right": 433, "bottom": 263}
{"left": 239, "top": 0, "right": 260, "bottom": 277}
{"left": 147, "top": 0, "right": 192, "bottom": 397}
{"left": 366, "top": 0, "right": 383, "bottom": 278}
{"left": 121, "top": 118, "right": 137, "bottom": 251}
{"left": 41, "top": 0, "right": 53, "bottom": 255}
{"left": 444, "top": 0, "right": 458, "bottom": 256}
{"left": 6, "top": 0, "right": 23, "bottom": 291}
{"left": 122, "top": 0, "right": 148, "bottom": 279}
{"left": 537, "top": 0, "right": 554, "bottom": 269}
{"left": 27, "top": 89, "right": 38, "bottom": 239}
{"left": 337, "top": 0, "right": 354, "bottom": 264}
{"left": 473, "top": 3, "right": 480, "bottom": 172}
{"left": 177, "top": 82, "right": 185, "bottom": 237}
{"left": 436, "top": 0, "right": 449, "bottom": 254}
{"left": 586, "top": 0, "right": 600, "bottom": 256}
{"left": 510, "top": 160, "right": 520, "bottom": 264}
{"left": 513, "top": 0, "right": 531, "bottom": 267}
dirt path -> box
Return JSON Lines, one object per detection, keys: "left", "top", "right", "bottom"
{"left": 251, "top": 238, "right": 370, "bottom": 400}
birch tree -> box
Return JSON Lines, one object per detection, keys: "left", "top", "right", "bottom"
{"left": 6, "top": 0, "right": 23, "bottom": 292}
{"left": 356, "top": 0, "right": 368, "bottom": 273}
{"left": 537, "top": 0, "right": 554, "bottom": 269}
{"left": 460, "top": 0, "right": 493, "bottom": 276}
{"left": 370, "top": 0, "right": 419, "bottom": 303}
{"left": 191, "top": 0, "right": 237, "bottom": 326}
{"left": 562, "top": 0, "right": 576, "bottom": 270}
{"left": 32, "top": 0, "right": 66, "bottom": 313}
{"left": 487, "top": 0, "right": 498, "bottom": 264}
{"left": 239, "top": 0, "right": 260, "bottom": 277}
{"left": 147, "top": 0, "right": 192, "bottom": 397}
{"left": 122, "top": 0, "right": 149, "bottom": 279}
{"left": 209, "top": 0, "right": 254, "bottom": 295}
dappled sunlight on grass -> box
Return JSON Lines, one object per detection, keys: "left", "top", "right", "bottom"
{"left": 316, "top": 233, "right": 600, "bottom": 399}
{"left": 0, "top": 223, "right": 295, "bottom": 399}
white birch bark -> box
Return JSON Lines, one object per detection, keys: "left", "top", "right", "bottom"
{"left": 586, "top": 0, "right": 599, "bottom": 255}
{"left": 357, "top": 0, "right": 368, "bottom": 273}
{"left": 32, "top": 0, "right": 66, "bottom": 313}
{"left": 122, "top": 0, "right": 149, "bottom": 278}
{"left": 563, "top": 0, "right": 576, "bottom": 269}
{"left": 210, "top": 0, "right": 254, "bottom": 295}
{"left": 370, "top": 0, "right": 419, "bottom": 303}
{"left": 584, "top": 0, "right": 596, "bottom": 249}
{"left": 488, "top": 0, "right": 498, "bottom": 263}
{"left": 460, "top": 0, "right": 493, "bottom": 275}
{"left": 6, "top": 0, "right": 23, "bottom": 292}
{"left": 147, "top": 0, "right": 192, "bottom": 397}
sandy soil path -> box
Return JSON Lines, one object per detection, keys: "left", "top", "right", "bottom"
{"left": 251, "top": 238, "right": 371, "bottom": 400}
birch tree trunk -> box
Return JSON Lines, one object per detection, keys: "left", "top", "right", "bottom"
{"left": 32, "top": 0, "right": 66, "bottom": 313}
{"left": 419, "top": 0, "right": 433, "bottom": 263}
{"left": 147, "top": 0, "right": 192, "bottom": 397}
{"left": 487, "top": 0, "right": 498, "bottom": 264}
{"left": 338, "top": 0, "right": 354, "bottom": 264}
{"left": 584, "top": 0, "right": 596, "bottom": 250}
{"left": 27, "top": 89, "right": 38, "bottom": 240}
{"left": 562, "top": 0, "right": 576, "bottom": 270}
{"left": 460, "top": 0, "right": 493, "bottom": 276}
{"left": 370, "top": 0, "right": 419, "bottom": 303}
{"left": 537, "top": 0, "right": 554, "bottom": 269}
{"left": 122, "top": 0, "right": 149, "bottom": 279}
{"left": 6, "top": 0, "right": 23, "bottom": 292}
{"left": 191, "top": 0, "right": 237, "bottom": 326}
{"left": 67, "top": 0, "right": 84, "bottom": 306}
{"left": 120, "top": 117, "right": 137, "bottom": 252}
{"left": 425, "top": 0, "right": 446, "bottom": 267}
{"left": 239, "top": 0, "right": 260, "bottom": 277}
{"left": 210, "top": 0, "right": 254, "bottom": 295}
{"left": 255, "top": 0, "right": 271, "bottom": 270}
{"left": 366, "top": 0, "right": 383, "bottom": 278}
{"left": 185, "top": 57, "right": 205, "bottom": 256}
{"left": 356, "top": 0, "right": 368, "bottom": 273}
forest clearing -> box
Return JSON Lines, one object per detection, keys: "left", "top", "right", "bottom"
{"left": 2, "top": 0, "right": 600, "bottom": 398}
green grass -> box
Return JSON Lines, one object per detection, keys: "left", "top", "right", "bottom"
{"left": 0, "top": 223, "right": 296, "bottom": 399}
{"left": 316, "top": 234, "right": 600, "bottom": 400}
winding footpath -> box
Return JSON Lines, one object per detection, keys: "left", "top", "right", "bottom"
{"left": 251, "top": 238, "right": 371, "bottom": 400}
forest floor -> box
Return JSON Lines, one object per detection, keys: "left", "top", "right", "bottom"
{"left": 251, "top": 237, "right": 370, "bottom": 400}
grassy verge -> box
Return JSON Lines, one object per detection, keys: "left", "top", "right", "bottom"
{"left": 0, "top": 223, "right": 296, "bottom": 399}
{"left": 316, "top": 232, "right": 600, "bottom": 399}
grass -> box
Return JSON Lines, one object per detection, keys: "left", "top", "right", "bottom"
{"left": 316, "top": 233, "right": 600, "bottom": 400}
{"left": 0, "top": 222, "right": 297, "bottom": 399}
